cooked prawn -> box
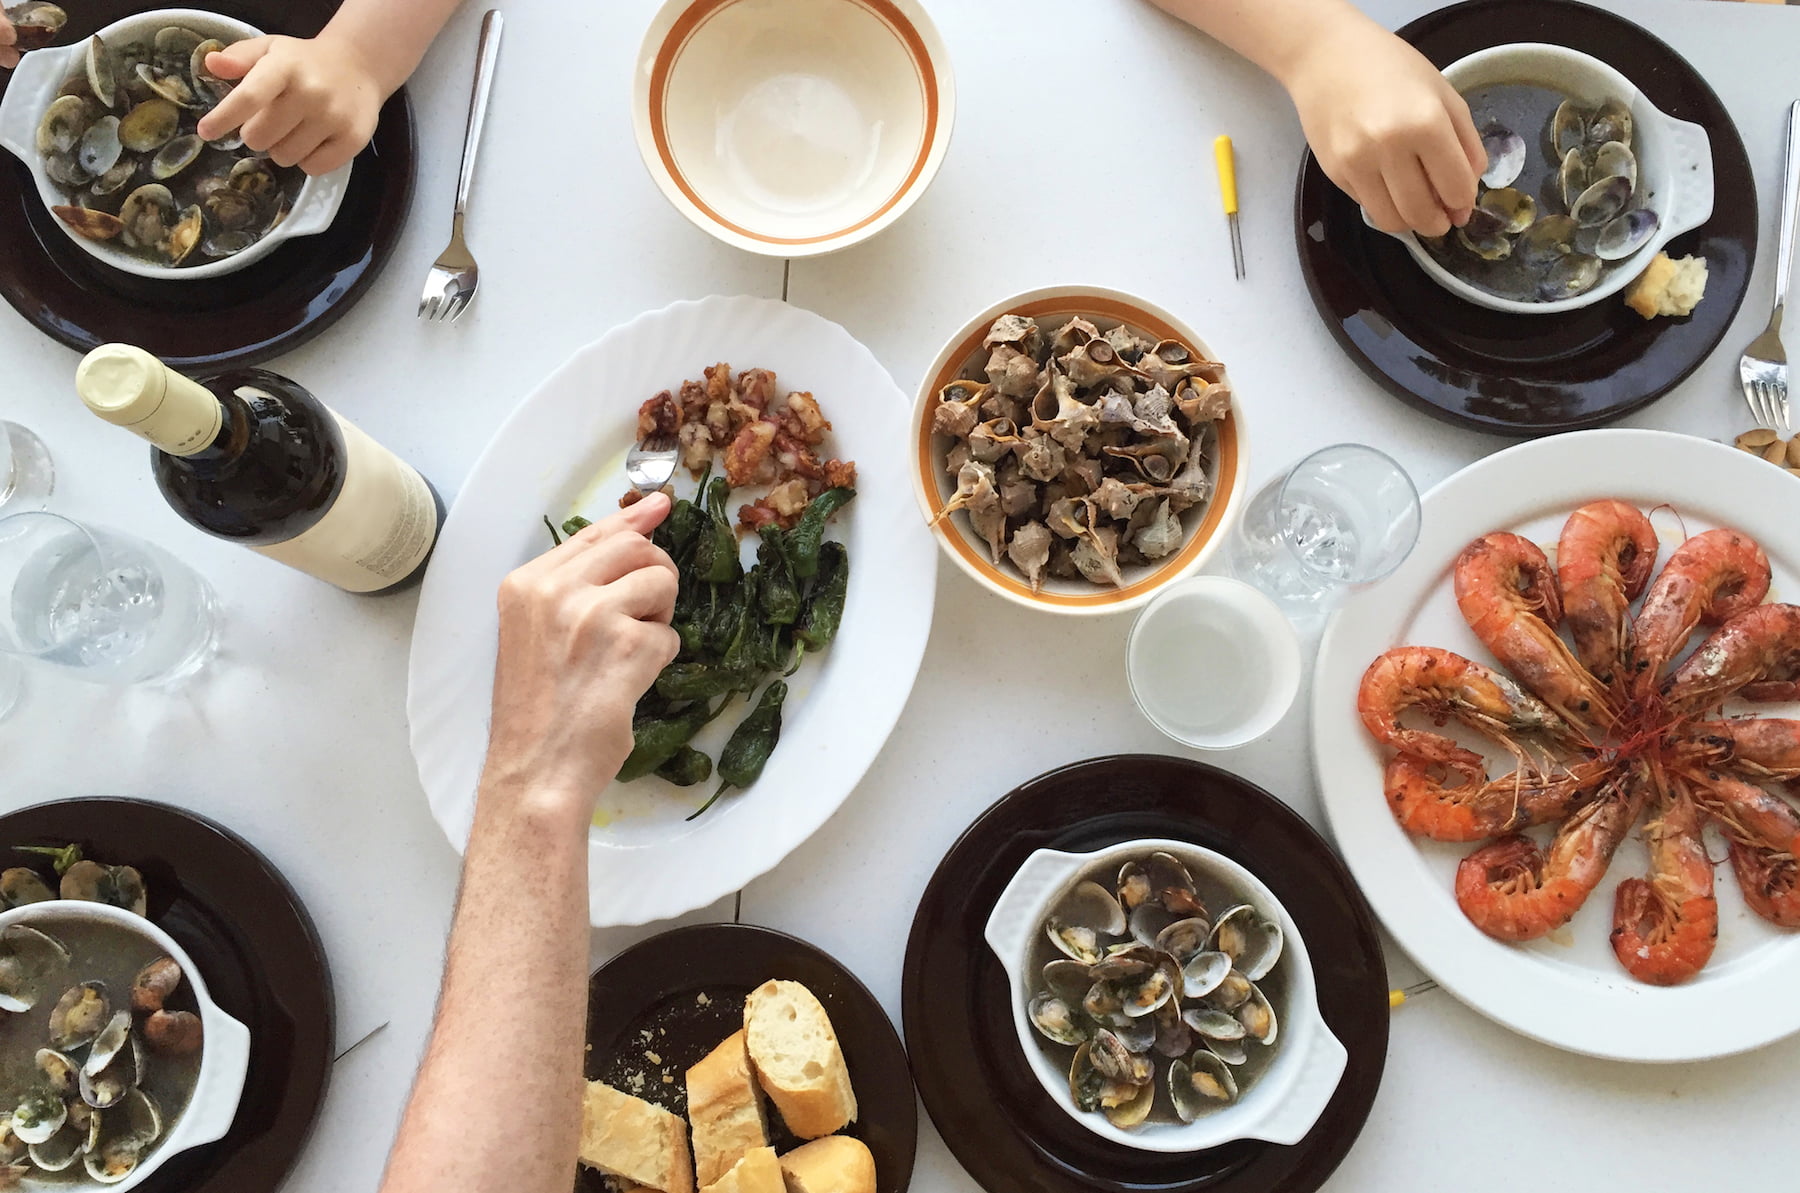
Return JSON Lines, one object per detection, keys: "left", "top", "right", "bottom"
{"left": 1556, "top": 500, "right": 1658, "bottom": 691}
{"left": 1384, "top": 754, "right": 1602, "bottom": 843}
{"left": 1627, "top": 529, "right": 1770, "bottom": 696}
{"left": 1685, "top": 717, "right": 1800, "bottom": 782}
{"left": 1454, "top": 532, "right": 1613, "bottom": 730}
{"left": 1726, "top": 840, "right": 1800, "bottom": 928}
{"left": 1610, "top": 779, "right": 1716, "bottom": 985}
{"left": 1454, "top": 770, "right": 1645, "bottom": 942}
{"left": 1666, "top": 604, "right": 1800, "bottom": 712}
{"left": 1686, "top": 768, "right": 1800, "bottom": 856}
{"left": 1358, "top": 646, "right": 1575, "bottom": 781}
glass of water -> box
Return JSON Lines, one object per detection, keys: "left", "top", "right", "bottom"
{"left": 0, "top": 513, "right": 218, "bottom": 686}
{"left": 0, "top": 422, "right": 54, "bottom": 515}
{"left": 1229, "top": 444, "right": 1421, "bottom": 617}
{"left": 0, "top": 658, "right": 21, "bottom": 723}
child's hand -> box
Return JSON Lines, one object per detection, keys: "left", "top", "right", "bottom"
{"left": 0, "top": 14, "right": 20, "bottom": 70}
{"left": 1284, "top": 22, "right": 1485, "bottom": 238}
{"left": 194, "top": 35, "right": 385, "bottom": 177}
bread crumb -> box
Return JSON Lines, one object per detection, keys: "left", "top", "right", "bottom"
{"left": 696, "top": 993, "right": 711, "bottom": 1006}
{"left": 662, "top": 1074, "right": 673, "bottom": 1084}
{"left": 645, "top": 1051, "right": 662, "bottom": 1065}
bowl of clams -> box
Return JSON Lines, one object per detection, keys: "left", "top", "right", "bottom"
{"left": 0, "top": 8, "right": 352, "bottom": 280}
{"left": 984, "top": 841, "right": 1346, "bottom": 1153}
{"left": 0, "top": 879, "right": 249, "bottom": 1190}
{"left": 1395, "top": 42, "right": 1713, "bottom": 314}
{"left": 912, "top": 287, "right": 1247, "bottom": 615}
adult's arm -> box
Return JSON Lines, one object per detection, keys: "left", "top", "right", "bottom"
{"left": 378, "top": 496, "right": 681, "bottom": 1193}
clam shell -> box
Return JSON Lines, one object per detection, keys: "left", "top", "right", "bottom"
{"left": 1539, "top": 253, "right": 1603, "bottom": 301}
{"left": 1181, "top": 949, "right": 1232, "bottom": 999}
{"left": 1101, "top": 1078, "right": 1155, "bottom": 1128}
{"left": 1571, "top": 175, "right": 1632, "bottom": 229}
{"left": 76, "top": 114, "right": 122, "bottom": 178}
{"left": 1169, "top": 1050, "right": 1238, "bottom": 1121}
{"left": 27, "top": 1123, "right": 82, "bottom": 1172}
{"left": 1516, "top": 214, "right": 1579, "bottom": 267}
{"left": 1153, "top": 917, "right": 1212, "bottom": 965}
{"left": 1042, "top": 959, "right": 1092, "bottom": 1005}
{"left": 48, "top": 981, "right": 110, "bottom": 1051}
{"left": 149, "top": 133, "right": 204, "bottom": 181}
{"left": 1028, "top": 993, "right": 1089, "bottom": 1046}
{"left": 1204, "top": 1035, "right": 1249, "bottom": 1066}
{"left": 36, "top": 93, "right": 90, "bottom": 156}
{"left": 1589, "top": 98, "right": 1633, "bottom": 147}
{"left": 1181, "top": 1006, "right": 1247, "bottom": 1041}
{"left": 1238, "top": 985, "right": 1279, "bottom": 1045}
{"left": 1559, "top": 147, "right": 1591, "bottom": 211}
{"left": 117, "top": 98, "right": 180, "bottom": 153}
{"left": 1551, "top": 99, "right": 1587, "bottom": 159}
{"left": 1479, "top": 124, "right": 1526, "bottom": 189}
{"left": 82, "top": 1009, "right": 133, "bottom": 1077}
{"left": 1591, "top": 140, "right": 1637, "bottom": 192}
{"left": 86, "top": 35, "right": 120, "bottom": 110}
{"left": 54, "top": 205, "right": 124, "bottom": 241}
{"left": 1594, "top": 209, "right": 1659, "bottom": 261}
{"left": 10, "top": 1092, "right": 65, "bottom": 1146}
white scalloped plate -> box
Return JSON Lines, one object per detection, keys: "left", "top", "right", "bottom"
{"left": 408, "top": 295, "right": 936, "bottom": 927}
{"left": 1313, "top": 429, "right": 1800, "bottom": 1062}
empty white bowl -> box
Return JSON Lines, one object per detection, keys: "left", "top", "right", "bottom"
{"left": 633, "top": 0, "right": 955, "bottom": 256}
{"left": 0, "top": 8, "right": 352, "bottom": 282}
{"left": 984, "top": 839, "right": 1347, "bottom": 1153}
{"left": 0, "top": 900, "right": 251, "bottom": 1193}
{"left": 1394, "top": 42, "right": 1713, "bottom": 315}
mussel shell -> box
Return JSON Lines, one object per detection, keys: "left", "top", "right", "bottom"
{"left": 1589, "top": 98, "right": 1633, "bottom": 147}
{"left": 48, "top": 981, "right": 110, "bottom": 1050}
{"left": 86, "top": 35, "right": 120, "bottom": 109}
{"left": 149, "top": 133, "right": 204, "bottom": 181}
{"left": 1539, "top": 252, "right": 1603, "bottom": 301}
{"left": 1479, "top": 124, "right": 1526, "bottom": 189}
{"left": 10, "top": 1091, "right": 65, "bottom": 1146}
{"left": 1181, "top": 949, "right": 1232, "bottom": 999}
{"left": 1152, "top": 917, "right": 1212, "bottom": 965}
{"left": 1028, "top": 993, "right": 1089, "bottom": 1046}
{"left": 1516, "top": 213, "right": 1579, "bottom": 267}
{"left": 1551, "top": 99, "right": 1587, "bottom": 159}
{"left": 1101, "top": 1078, "right": 1155, "bottom": 1129}
{"left": 117, "top": 97, "right": 180, "bottom": 152}
{"left": 36, "top": 93, "right": 91, "bottom": 156}
{"left": 1571, "top": 175, "right": 1632, "bottom": 229}
{"left": 1594, "top": 209, "right": 1659, "bottom": 262}
{"left": 1591, "top": 140, "right": 1637, "bottom": 192}
{"left": 76, "top": 114, "right": 123, "bottom": 178}
{"left": 54, "top": 205, "right": 124, "bottom": 241}
{"left": 1238, "top": 985, "right": 1279, "bottom": 1045}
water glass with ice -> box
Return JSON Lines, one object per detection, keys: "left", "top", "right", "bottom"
{"left": 0, "top": 422, "right": 54, "bottom": 515}
{"left": 1229, "top": 444, "right": 1421, "bottom": 617}
{"left": 0, "top": 513, "right": 218, "bottom": 686}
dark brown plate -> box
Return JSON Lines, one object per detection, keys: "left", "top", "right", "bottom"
{"left": 904, "top": 755, "right": 1388, "bottom": 1193}
{"left": 0, "top": 797, "right": 334, "bottom": 1193}
{"left": 582, "top": 923, "right": 917, "bottom": 1193}
{"left": 0, "top": 1, "right": 416, "bottom": 370}
{"left": 1295, "top": 0, "right": 1756, "bottom": 435}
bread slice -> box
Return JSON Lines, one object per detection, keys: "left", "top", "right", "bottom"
{"left": 687, "top": 1030, "right": 770, "bottom": 1186}
{"left": 578, "top": 1081, "right": 695, "bottom": 1193}
{"left": 699, "top": 1146, "right": 784, "bottom": 1193}
{"left": 743, "top": 981, "right": 857, "bottom": 1139}
{"left": 777, "top": 1137, "right": 876, "bottom": 1193}
{"left": 1626, "top": 252, "right": 1709, "bottom": 319}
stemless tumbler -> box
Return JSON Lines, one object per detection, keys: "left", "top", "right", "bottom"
{"left": 0, "top": 422, "right": 54, "bottom": 515}
{"left": 1229, "top": 444, "right": 1421, "bottom": 616}
{"left": 0, "top": 513, "right": 218, "bottom": 685}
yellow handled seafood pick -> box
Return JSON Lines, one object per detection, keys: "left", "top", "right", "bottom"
{"left": 1389, "top": 979, "right": 1438, "bottom": 1010}
{"left": 1214, "top": 134, "right": 1245, "bottom": 280}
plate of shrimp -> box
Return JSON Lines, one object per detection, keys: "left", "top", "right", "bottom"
{"left": 1313, "top": 428, "right": 1800, "bottom": 1061}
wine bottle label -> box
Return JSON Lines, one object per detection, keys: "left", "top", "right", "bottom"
{"left": 250, "top": 413, "right": 439, "bottom": 593}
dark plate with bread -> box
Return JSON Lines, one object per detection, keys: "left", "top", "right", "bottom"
{"left": 580, "top": 923, "right": 916, "bottom": 1193}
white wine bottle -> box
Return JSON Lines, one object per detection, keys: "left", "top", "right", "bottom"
{"left": 76, "top": 344, "right": 444, "bottom": 595}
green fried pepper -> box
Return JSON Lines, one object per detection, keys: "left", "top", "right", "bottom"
{"left": 561, "top": 515, "right": 592, "bottom": 538}
{"left": 616, "top": 701, "right": 716, "bottom": 783}
{"left": 756, "top": 528, "right": 802, "bottom": 625}
{"left": 544, "top": 516, "right": 563, "bottom": 547}
{"left": 787, "top": 487, "right": 855, "bottom": 579}
{"left": 796, "top": 541, "right": 848, "bottom": 652}
{"left": 655, "top": 662, "right": 743, "bottom": 702}
{"left": 655, "top": 747, "right": 713, "bottom": 787}
{"left": 688, "top": 680, "right": 787, "bottom": 820}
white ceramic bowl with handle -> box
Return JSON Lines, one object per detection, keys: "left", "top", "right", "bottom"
{"left": 1392, "top": 42, "right": 1713, "bottom": 315}
{"left": 0, "top": 900, "right": 251, "bottom": 1192}
{"left": 0, "top": 8, "right": 352, "bottom": 281}
{"left": 984, "top": 839, "right": 1346, "bottom": 1153}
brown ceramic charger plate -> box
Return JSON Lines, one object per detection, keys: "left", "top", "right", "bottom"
{"left": 582, "top": 923, "right": 918, "bottom": 1193}
{"left": 1295, "top": 0, "right": 1757, "bottom": 435}
{"left": 0, "top": 797, "right": 334, "bottom": 1193}
{"left": 904, "top": 755, "right": 1388, "bottom": 1193}
{"left": 0, "top": 0, "right": 416, "bottom": 370}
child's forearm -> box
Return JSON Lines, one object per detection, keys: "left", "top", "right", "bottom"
{"left": 1146, "top": 0, "right": 1375, "bottom": 87}
{"left": 318, "top": 0, "right": 466, "bottom": 98}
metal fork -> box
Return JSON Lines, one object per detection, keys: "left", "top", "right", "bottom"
{"left": 418, "top": 10, "right": 503, "bottom": 322}
{"left": 626, "top": 430, "right": 680, "bottom": 495}
{"left": 1738, "top": 99, "right": 1800, "bottom": 433}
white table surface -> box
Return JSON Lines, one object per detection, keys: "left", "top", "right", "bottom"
{"left": 5, "top": 0, "right": 1800, "bottom": 1189}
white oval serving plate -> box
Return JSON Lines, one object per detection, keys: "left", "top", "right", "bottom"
{"left": 1313, "top": 429, "right": 1800, "bottom": 1062}
{"left": 408, "top": 295, "right": 937, "bottom": 927}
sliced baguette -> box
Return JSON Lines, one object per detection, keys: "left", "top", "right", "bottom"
{"left": 687, "top": 1030, "right": 770, "bottom": 1186}
{"left": 578, "top": 1081, "right": 696, "bottom": 1193}
{"left": 699, "top": 1146, "right": 785, "bottom": 1193}
{"left": 743, "top": 980, "right": 857, "bottom": 1139}
{"left": 777, "top": 1137, "right": 876, "bottom": 1193}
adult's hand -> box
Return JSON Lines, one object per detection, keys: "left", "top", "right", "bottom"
{"left": 482, "top": 495, "right": 681, "bottom": 815}
{"left": 0, "top": 14, "right": 19, "bottom": 70}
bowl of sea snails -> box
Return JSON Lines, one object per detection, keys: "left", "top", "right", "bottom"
{"left": 0, "top": 8, "right": 353, "bottom": 281}
{"left": 0, "top": 900, "right": 250, "bottom": 1191}
{"left": 911, "top": 286, "right": 1248, "bottom": 615}
{"left": 984, "top": 840, "right": 1346, "bottom": 1152}
{"left": 1392, "top": 42, "right": 1713, "bottom": 315}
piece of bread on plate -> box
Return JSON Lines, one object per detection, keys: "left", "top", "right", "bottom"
{"left": 1626, "top": 252, "right": 1708, "bottom": 319}
{"left": 687, "top": 1029, "right": 770, "bottom": 1186}
{"left": 777, "top": 1136, "right": 877, "bottom": 1193}
{"left": 699, "top": 1146, "right": 784, "bottom": 1193}
{"left": 743, "top": 980, "right": 857, "bottom": 1139}
{"left": 578, "top": 1080, "right": 695, "bottom": 1193}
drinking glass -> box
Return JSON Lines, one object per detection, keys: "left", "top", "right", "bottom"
{"left": 0, "top": 513, "right": 218, "bottom": 686}
{"left": 0, "top": 658, "right": 21, "bottom": 723}
{"left": 1229, "top": 444, "right": 1421, "bottom": 617}
{"left": 0, "top": 422, "right": 54, "bottom": 515}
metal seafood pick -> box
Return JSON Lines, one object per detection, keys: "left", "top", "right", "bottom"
{"left": 1737, "top": 99, "right": 1800, "bottom": 434}
{"left": 1214, "top": 135, "right": 1245, "bottom": 281}
{"left": 419, "top": 10, "right": 503, "bottom": 322}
